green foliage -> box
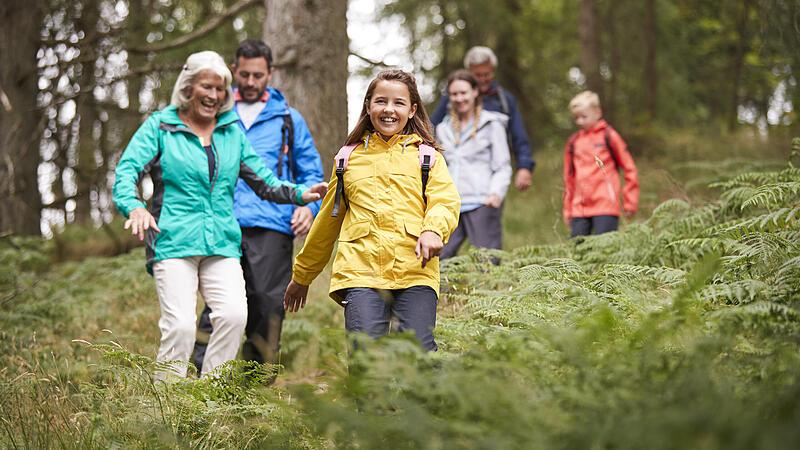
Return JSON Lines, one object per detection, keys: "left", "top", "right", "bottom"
{"left": 285, "top": 155, "right": 800, "bottom": 448}
{"left": 2, "top": 139, "right": 800, "bottom": 448}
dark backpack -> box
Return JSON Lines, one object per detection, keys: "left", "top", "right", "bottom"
{"left": 330, "top": 143, "right": 437, "bottom": 218}
{"left": 275, "top": 114, "right": 295, "bottom": 182}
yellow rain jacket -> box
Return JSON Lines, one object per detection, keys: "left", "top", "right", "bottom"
{"left": 293, "top": 132, "right": 461, "bottom": 304}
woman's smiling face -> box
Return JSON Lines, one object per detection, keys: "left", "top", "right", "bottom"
{"left": 448, "top": 79, "right": 479, "bottom": 118}
{"left": 366, "top": 80, "right": 418, "bottom": 140}
{"left": 186, "top": 70, "right": 226, "bottom": 122}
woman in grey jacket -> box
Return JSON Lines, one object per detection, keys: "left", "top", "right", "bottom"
{"left": 436, "top": 70, "right": 512, "bottom": 259}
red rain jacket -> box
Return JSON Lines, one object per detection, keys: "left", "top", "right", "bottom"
{"left": 562, "top": 119, "right": 639, "bottom": 221}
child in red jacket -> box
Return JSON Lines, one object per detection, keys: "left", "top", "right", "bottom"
{"left": 563, "top": 91, "right": 639, "bottom": 238}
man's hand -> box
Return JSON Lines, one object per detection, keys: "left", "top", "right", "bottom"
{"left": 485, "top": 194, "right": 502, "bottom": 208}
{"left": 514, "top": 168, "right": 532, "bottom": 191}
{"left": 123, "top": 207, "right": 161, "bottom": 241}
{"left": 283, "top": 280, "right": 310, "bottom": 312}
{"left": 290, "top": 206, "right": 314, "bottom": 236}
{"left": 415, "top": 230, "right": 443, "bottom": 268}
{"left": 624, "top": 209, "right": 636, "bottom": 219}
{"left": 301, "top": 182, "right": 328, "bottom": 204}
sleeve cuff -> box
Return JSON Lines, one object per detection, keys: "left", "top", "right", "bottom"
{"left": 295, "top": 185, "right": 308, "bottom": 205}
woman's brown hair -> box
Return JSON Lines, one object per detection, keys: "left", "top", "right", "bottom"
{"left": 344, "top": 70, "right": 440, "bottom": 150}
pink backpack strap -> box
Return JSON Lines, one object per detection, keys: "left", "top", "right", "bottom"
{"left": 334, "top": 143, "right": 359, "bottom": 172}
{"left": 418, "top": 143, "right": 436, "bottom": 168}
{"left": 418, "top": 144, "right": 436, "bottom": 203}
{"left": 331, "top": 143, "right": 359, "bottom": 217}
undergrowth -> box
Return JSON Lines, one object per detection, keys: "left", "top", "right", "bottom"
{"left": 1, "top": 136, "right": 798, "bottom": 448}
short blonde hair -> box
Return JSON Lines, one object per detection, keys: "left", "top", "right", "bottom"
{"left": 170, "top": 51, "right": 234, "bottom": 113}
{"left": 569, "top": 90, "right": 601, "bottom": 112}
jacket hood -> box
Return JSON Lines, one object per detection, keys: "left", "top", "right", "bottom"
{"left": 233, "top": 87, "right": 291, "bottom": 122}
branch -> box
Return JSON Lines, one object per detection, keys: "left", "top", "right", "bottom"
{"left": 127, "top": 0, "right": 262, "bottom": 54}
{"left": 349, "top": 51, "right": 392, "bottom": 67}
{"left": 0, "top": 83, "right": 11, "bottom": 112}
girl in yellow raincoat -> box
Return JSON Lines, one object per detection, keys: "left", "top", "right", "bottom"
{"left": 283, "top": 70, "right": 461, "bottom": 350}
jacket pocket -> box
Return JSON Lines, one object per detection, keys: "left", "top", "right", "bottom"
{"left": 404, "top": 220, "right": 422, "bottom": 238}
{"left": 339, "top": 220, "right": 370, "bottom": 242}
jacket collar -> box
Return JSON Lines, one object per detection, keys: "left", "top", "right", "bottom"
{"left": 363, "top": 131, "right": 422, "bottom": 151}
{"left": 159, "top": 105, "right": 240, "bottom": 129}
{"left": 233, "top": 88, "right": 270, "bottom": 102}
{"left": 582, "top": 118, "right": 608, "bottom": 135}
{"left": 481, "top": 80, "right": 502, "bottom": 96}
{"left": 233, "top": 87, "right": 290, "bottom": 122}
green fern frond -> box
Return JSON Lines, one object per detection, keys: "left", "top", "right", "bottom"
{"left": 712, "top": 301, "right": 800, "bottom": 332}
{"left": 521, "top": 258, "right": 585, "bottom": 282}
{"left": 700, "top": 279, "right": 768, "bottom": 304}
{"left": 646, "top": 199, "right": 691, "bottom": 226}
{"left": 775, "top": 255, "right": 800, "bottom": 280}
{"left": 667, "top": 237, "right": 729, "bottom": 253}
{"left": 740, "top": 182, "right": 800, "bottom": 209}
{"left": 667, "top": 204, "right": 720, "bottom": 236}
{"left": 711, "top": 170, "right": 780, "bottom": 189}
{"left": 706, "top": 208, "right": 800, "bottom": 238}
{"left": 598, "top": 264, "right": 687, "bottom": 287}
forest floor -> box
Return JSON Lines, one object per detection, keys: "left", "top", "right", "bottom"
{"left": 1, "top": 130, "right": 797, "bottom": 449}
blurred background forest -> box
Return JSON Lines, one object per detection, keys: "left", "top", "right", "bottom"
{"left": 3, "top": 2, "right": 800, "bottom": 447}
{"left": 1, "top": 0, "right": 799, "bottom": 239}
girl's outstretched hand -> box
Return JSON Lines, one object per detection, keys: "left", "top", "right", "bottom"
{"left": 284, "top": 280, "right": 310, "bottom": 313}
{"left": 124, "top": 207, "right": 161, "bottom": 241}
{"left": 301, "top": 182, "right": 328, "bottom": 204}
{"left": 415, "top": 230, "right": 443, "bottom": 268}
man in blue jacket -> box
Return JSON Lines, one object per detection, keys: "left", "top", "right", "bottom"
{"left": 430, "top": 46, "right": 535, "bottom": 191}
{"left": 193, "top": 40, "right": 324, "bottom": 376}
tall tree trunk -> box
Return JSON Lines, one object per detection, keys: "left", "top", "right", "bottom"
{"left": 605, "top": 1, "right": 619, "bottom": 124}
{"left": 74, "top": 1, "right": 101, "bottom": 223}
{"left": 644, "top": 0, "right": 657, "bottom": 122}
{"left": 579, "top": 0, "right": 603, "bottom": 98}
{"left": 496, "top": 0, "right": 548, "bottom": 144}
{"left": 729, "top": 0, "right": 753, "bottom": 132}
{"left": 263, "top": 0, "right": 348, "bottom": 176}
{"left": 0, "top": 1, "right": 45, "bottom": 236}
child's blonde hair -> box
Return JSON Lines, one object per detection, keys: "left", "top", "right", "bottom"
{"left": 569, "top": 90, "right": 601, "bottom": 112}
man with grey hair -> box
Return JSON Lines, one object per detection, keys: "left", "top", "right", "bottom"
{"left": 431, "top": 46, "right": 535, "bottom": 191}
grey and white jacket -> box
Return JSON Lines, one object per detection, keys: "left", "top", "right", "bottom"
{"left": 435, "top": 109, "right": 512, "bottom": 205}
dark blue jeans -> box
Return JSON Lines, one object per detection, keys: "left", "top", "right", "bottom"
{"left": 570, "top": 215, "right": 619, "bottom": 238}
{"left": 343, "top": 286, "right": 438, "bottom": 351}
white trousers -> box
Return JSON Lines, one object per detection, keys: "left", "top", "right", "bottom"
{"left": 152, "top": 256, "right": 247, "bottom": 378}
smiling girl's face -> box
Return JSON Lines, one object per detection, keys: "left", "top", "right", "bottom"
{"left": 366, "top": 80, "right": 418, "bottom": 140}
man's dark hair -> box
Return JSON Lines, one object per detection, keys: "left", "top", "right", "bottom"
{"left": 234, "top": 39, "right": 273, "bottom": 68}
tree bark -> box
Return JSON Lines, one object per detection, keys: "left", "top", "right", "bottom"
{"left": 605, "top": 1, "right": 619, "bottom": 124}
{"left": 579, "top": 0, "right": 603, "bottom": 98}
{"left": 729, "top": 0, "right": 753, "bottom": 132}
{"left": 74, "top": 1, "right": 102, "bottom": 223}
{"left": 644, "top": 0, "right": 657, "bottom": 122}
{"left": 0, "top": 1, "right": 46, "bottom": 235}
{"left": 263, "top": 0, "right": 348, "bottom": 175}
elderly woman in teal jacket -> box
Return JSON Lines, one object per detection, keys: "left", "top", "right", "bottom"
{"left": 113, "top": 51, "right": 325, "bottom": 379}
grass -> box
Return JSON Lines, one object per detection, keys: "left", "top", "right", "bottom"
{"left": 0, "top": 129, "right": 797, "bottom": 448}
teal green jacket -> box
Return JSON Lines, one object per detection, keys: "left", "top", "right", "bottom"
{"left": 113, "top": 106, "right": 308, "bottom": 273}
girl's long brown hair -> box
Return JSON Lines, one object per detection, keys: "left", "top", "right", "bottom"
{"left": 344, "top": 69, "right": 441, "bottom": 150}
